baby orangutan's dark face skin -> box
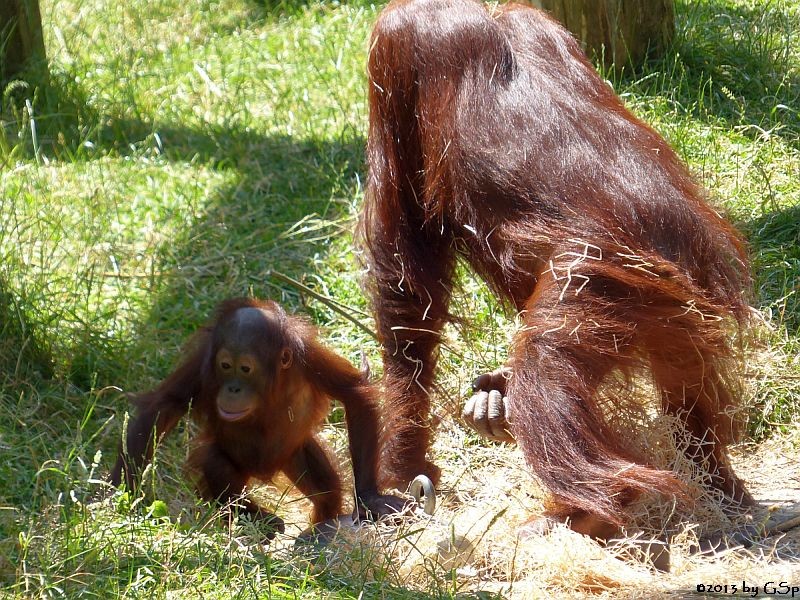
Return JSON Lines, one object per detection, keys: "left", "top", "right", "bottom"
{"left": 214, "top": 347, "right": 263, "bottom": 421}
{"left": 213, "top": 307, "right": 291, "bottom": 422}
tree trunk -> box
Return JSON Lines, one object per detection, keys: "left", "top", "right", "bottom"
{"left": 533, "top": 0, "right": 674, "bottom": 68}
{"left": 1, "top": 0, "right": 46, "bottom": 81}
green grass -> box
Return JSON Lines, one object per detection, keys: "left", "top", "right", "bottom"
{"left": 1, "top": 0, "right": 799, "bottom": 597}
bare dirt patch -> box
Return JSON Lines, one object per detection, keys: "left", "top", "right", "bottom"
{"left": 268, "top": 418, "right": 799, "bottom": 598}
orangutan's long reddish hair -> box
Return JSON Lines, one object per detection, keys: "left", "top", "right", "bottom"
{"left": 358, "top": 0, "right": 753, "bottom": 532}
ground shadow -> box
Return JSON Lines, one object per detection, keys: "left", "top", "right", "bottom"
{"left": 614, "top": 0, "right": 799, "bottom": 148}
{"left": 745, "top": 203, "right": 800, "bottom": 335}
{"left": 246, "top": 0, "right": 314, "bottom": 13}
{"left": 0, "top": 281, "right": 53, "bottom": 567}
{"left": 0, "top": 65, "right": 99, "bottom": 164}
{"left": 244, "top": 0, "right": 375, "bottom": 16}
{"left": 0, "top": 284, "right": 52, "bottom": 381}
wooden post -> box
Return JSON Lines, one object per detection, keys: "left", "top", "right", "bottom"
{"left": 1, "top": 0, "right": 47, "bottom": 81}
{"left": 534, "top": 0, "right": 674, "bottom": 68}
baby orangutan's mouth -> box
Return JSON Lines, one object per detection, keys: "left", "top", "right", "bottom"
{"left": 218, "top": 406, "right": 253, "bottom": 422}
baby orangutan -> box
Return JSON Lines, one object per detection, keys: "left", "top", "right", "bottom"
{"left": 111, "top": 298, "right": 406, "bottom": 537}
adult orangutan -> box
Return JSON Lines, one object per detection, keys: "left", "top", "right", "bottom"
{"left": 358, "top": 0, "right": 754, "bottom": 538}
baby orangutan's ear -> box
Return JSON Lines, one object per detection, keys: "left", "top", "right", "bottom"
{"left": 280, "top": 348, "right": 292, "bottom": 369}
